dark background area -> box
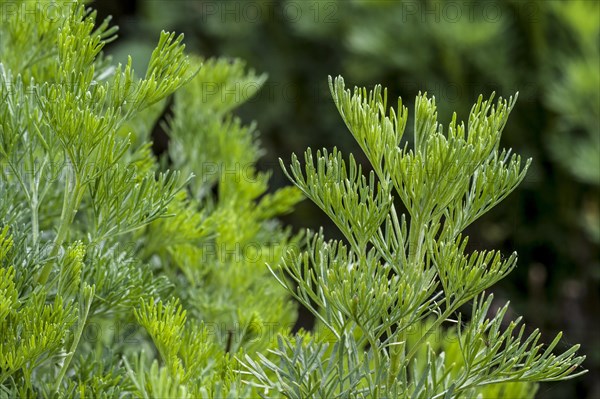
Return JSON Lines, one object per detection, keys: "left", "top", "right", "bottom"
{"left": 92, "top": 1, "right": 599, "bottom": 397}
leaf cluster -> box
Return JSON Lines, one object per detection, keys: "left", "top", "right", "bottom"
{"left": 242, "top": 76, "right": 585, "bottom": 398}
{"left": 0, "top": 1, "right": 302, "bottom": 396}
{"left": 0, "top": 1, "right": 586, "bottom": 398}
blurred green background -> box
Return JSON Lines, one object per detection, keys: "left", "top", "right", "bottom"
{"left": 93, "top": 1, "right": 599, "bottom": 397}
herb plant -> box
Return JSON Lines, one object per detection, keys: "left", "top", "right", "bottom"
{"left": 0, "top": 1, "right": 586, "bottom": 398}
{"left": 241, "top": 78, "right": 586, "bottom": 398}
{"left": 0, "top": 2, "right": 301, "bottom": 396}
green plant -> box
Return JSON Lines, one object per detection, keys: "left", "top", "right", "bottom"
{"left": 241, "top": 77, "right": 586, "bottom": 397}
{"left": 0, "top": 1, "right": 301, "bottom": 396}
{"left": 0, "top": 1, "right": 586, "bottom": 398}
{"left": 97, "top": 1, "right": 599, "bottom": 395}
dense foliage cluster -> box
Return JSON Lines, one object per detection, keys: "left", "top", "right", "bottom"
{"left": 0, "top": 1, "right": 588, "bottom": 398}
{"left": 105, "top": 3, "right": 599, "bottom": 396}
{"left": 0, "top": 1, "right": 301, "bottom": 396}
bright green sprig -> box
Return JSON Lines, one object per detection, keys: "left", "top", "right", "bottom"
{"left": 282, "top": 148, "right": 392, "bottom": 255}
{"left": 245, "top": 75, "right": 586, "bottom": 398}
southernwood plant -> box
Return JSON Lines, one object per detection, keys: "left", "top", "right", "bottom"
{"left": 0, "top": 1, "right": 585, "bottom": 398}
{"left": 244, "top": 77, "right": 587, "bottom": 398}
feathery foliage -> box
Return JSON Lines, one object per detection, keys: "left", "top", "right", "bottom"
{"left": 240, "top": 77, "right": 586, "bottom": 398}
{"left": 0, "top": 1, "right": 301, "bottom": 396}
{"left": 0, "top": 1, "right": 586, "bottom": 398}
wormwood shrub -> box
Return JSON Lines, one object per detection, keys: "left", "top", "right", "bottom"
{"left": 0, "top": 1, "right": 302, "bottom": 397}
{"left": 0, "top": 1, "right": 585, "bottom": 398}
{"left": 239, "top": 77, "right": 586, "bottom": 398}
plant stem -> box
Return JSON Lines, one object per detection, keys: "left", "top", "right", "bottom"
{"left": 37, "top": 166, "right": 83, "bottom": 285}
{"left": 407, "top": 213, "right": 426, "bottom": 269}
{"left": 53, "top": 285, "right": 94, "bottom": 394}
{"left": 31, "top": 196, "right": 39, "bottom": 252}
